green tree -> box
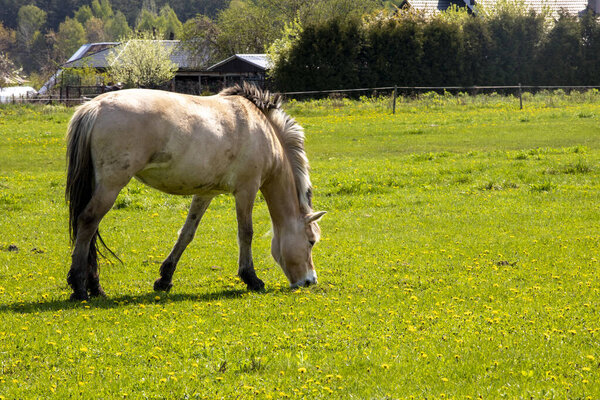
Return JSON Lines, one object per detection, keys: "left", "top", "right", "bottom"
{"left": 16, "top": 5, "right": 47, "bottom": 49}
{"left": 486, "top": 2, "right": 545, "bottom": 85}
{"left": 0, "top": 21, "right": 16, "bottom": 53}
{"left": 180, "top": 14, "right": 220, "bottom": 67}
{"left": 273, "top": 17, "right": 363, "bottom": 91}
{"left": 85, "top": 16, "right": 107, "bottom": 42}
{"left": 105, "top": 11, "right": 131, "bottom": 40}
{"left": 106, "top": 31, "right": 178, "bottom": 88}
{"left": 362, "top": 11, "right": 424, "bottom": 87}
{"left": 91, "top": 0, "right": 114, "bottom": 20}
{"left": 74, "top": 5, "right": 94, "bottom": 25}
{"left": 580, "top": 8, "right": 600, "bottom": 84}
{"left": 535, "top": 12, "right": 583, "bottom": 85}
{"left": 55, "top": 17, "right": 87, "bottom": 62}
{"left": 160, "top": 5, "right": 183, "bottom": 39}
{"left": 420, "top": 15, "right": 463, "bottom": 86}
{"left": 216, "top": 1, "right": 276, "bottom": 57}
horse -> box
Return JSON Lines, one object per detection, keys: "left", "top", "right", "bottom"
{"left": 65, "top": 83, "right": 325, "bottom": 301}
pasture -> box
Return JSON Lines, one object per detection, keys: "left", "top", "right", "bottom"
{"left": 0, "top": 91, "right": 599, "bottom": 399}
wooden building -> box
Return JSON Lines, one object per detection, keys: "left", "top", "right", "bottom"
{"left": 41, "top": 41, "right": 270, "bottom": 95}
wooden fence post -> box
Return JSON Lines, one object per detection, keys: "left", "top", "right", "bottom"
{"left": 519, "top": 83, "right": 523, "bottom": 110}
{"left": 392, "top": 85, "right": 397, "bottom": 114}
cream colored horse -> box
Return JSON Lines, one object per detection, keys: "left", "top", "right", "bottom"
{"left": 65, "top": 83, "right": 325, "bottom": 301}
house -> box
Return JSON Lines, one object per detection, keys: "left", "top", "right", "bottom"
{"left": 401, "top": 0, "right": 599, "bottom": 16}
{"left": 40, "top": 41, "right": 271, "bottom": 95}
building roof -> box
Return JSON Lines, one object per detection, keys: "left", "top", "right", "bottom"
{"left": 403, "top": 0, "right": 593, "bottom": 15}
{"left": 477, "top": 0, "right": 590, "bottom": 15}
{"left": 207, "top": 54, "right": 271, "bottom": 72}
{"left": 63, "top": 41, "right": 198, "bottom": 70}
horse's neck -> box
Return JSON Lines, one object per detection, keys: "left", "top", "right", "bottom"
{"left": 261, "top": 167, "right": 300, "bottom": 232}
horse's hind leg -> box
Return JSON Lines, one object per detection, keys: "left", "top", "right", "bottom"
{"left": 68, "top": 185, "right": 121, "bottom": 301}
{"left": 235, "top": 189, "right": 264, "bottom": 291}
{"left": 87, "top": 251, "right": 104, "bottom": 297}
{"left": 154, "top": 195, "right": 212, "bottom": 292}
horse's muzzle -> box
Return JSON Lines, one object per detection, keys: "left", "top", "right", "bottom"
{"left": 291, "top": 270, "right": 318, "bottom": 288}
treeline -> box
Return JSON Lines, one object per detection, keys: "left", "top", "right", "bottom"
{"left": 0, "top": 0, "right": 389, "bottom": 86}
{"left": 271, "top": 6, "right": 600, "bottom": 91}
{"left": 0, "top": 0, "right": 228, "bottom": 31}
{"left": 0, "top": 0, "right": 233, "bottom": 80}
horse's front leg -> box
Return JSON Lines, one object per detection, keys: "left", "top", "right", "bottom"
{"left": 154, "top": 195, "right": 212, "bottom": 292}
{"left": 235, "top": 189, "right": 264, "bottom": 291}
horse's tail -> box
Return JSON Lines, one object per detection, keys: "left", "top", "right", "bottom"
{"left": 220, "top": 83, "right": 313, "bottom": 212}
{"left": 65, "top": 101, "right": 118, "bottom": 265}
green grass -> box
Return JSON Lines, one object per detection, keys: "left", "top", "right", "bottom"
{"left": 1, "top": 92, "right": 599, "bottom": 399}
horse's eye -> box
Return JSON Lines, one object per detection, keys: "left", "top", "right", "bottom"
{"left": 309, "top": 240, "right": 316, "bottom": 247}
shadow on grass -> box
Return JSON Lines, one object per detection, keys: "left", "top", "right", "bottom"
{"left": 0, "top": 287, "right": 286, "bottom": 314}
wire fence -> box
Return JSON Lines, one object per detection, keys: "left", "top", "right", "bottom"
{"left": 281, "top": 84, "right": 600, "bottom": 113}
{"left": 2, "top": 84, "right": 600, "bottom": 109}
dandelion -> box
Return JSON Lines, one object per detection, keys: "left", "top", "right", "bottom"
{"left": 298, "top": 367, "right": 307, "bottom": 373}
{"left": 381, "top": 364, "right": 390, "bottom": 370}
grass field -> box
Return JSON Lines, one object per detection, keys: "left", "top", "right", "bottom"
{"left": 0, "top": 91, "right": 599, "bottom": 399}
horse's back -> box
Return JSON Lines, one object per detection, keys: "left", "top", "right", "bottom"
{"left": 88, "top": 89, "right": 279, "bottom": 195}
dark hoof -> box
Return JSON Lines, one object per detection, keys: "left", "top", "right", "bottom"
{"left": 154, "top": 278, "right": 173, "bottom": 292}
{"left": 239, "top": 270, "right": 265, "bottom": 292}
{"left": 88, "top": 287, "right": 106, "bottom": 298}
{"left": 70, "top": 291, "right": 89, "bottom": 302}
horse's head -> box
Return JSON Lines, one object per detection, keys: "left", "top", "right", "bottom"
{"left": 271, "top": 211, "right": 326, "bottom": 288}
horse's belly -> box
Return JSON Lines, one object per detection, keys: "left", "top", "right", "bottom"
{"left": 134, "top": 167, "right": 229, "bottom": 196}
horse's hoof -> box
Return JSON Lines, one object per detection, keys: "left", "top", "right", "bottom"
{"left": 70, "top": 291, "right": 89, "bottom": 301}
{"left": 88, "top": 287, "right": 106, "bottom": 298}
{"left": 154, "top": 279, "right": 173, "bottom": 292}
{"left": 246, "top": 278, "right": 265, "bottom": 292}
{"left": 239, "top": 270, "right": 265, "bottom": 292}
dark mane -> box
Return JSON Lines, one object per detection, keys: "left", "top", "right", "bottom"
{"left": 220, "top": 82, "right": 283, "bottom": 114}
{"left": 220, "top": 83, "right": 313, "bottom": 213}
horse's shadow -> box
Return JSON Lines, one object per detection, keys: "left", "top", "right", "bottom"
{"left": 0, "top": 287, "right": 281, "bottom": 314}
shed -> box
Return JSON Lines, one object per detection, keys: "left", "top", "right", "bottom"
{"left": 202, "top": 54, "right": 271, "bottom": 90}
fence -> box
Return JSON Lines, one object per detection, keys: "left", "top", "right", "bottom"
{"left": 3, "top": 84, "right": 600, "bottom": 108}
{"left": 281, "top": 84, "right": 600, "bottom": 113}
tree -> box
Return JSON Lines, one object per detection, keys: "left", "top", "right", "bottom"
{"left": 106, "top": 31, "right": 178, "bottom": 88}
{"left": 180, "top": 14, "right": 220, "bottom": 68}
{"left": 91, "top": 0, "right": 114, "bottom": 20}
{"left": 17, "top": 5, "right": 47, "bottom": 49}
{"left": 216, "top": 1, "right": 276, "bottom": 57}
{"left": 535, "top": 12, "right": 583, "bottom": 85}
{"left": 0, "top": 51, "right": 23, "bottom": 85}
{"left": 55, "top": 17, "right": 86, "bottom": 62}
{"left": 0, "top": 21, "right": 16, "bottom": 53}
{"left": 160, "top": 5, "right": 183, "bottom": 39}
{"left": 85, "top": 16, "right": 107, "bottom": 42}
{"left": 75, "top": 5, "right": 94, "bottom": 25}
{"left": 105, "top": 11, "right": 131, "bottom": 40}
{"left": 580, "top": 8, "right": 600, "bottom": 85}
{"left": 273, "top": 17, "right": 363, "bottom": 91}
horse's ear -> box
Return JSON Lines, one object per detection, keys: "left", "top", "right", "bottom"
{"left": 306, "top": 211, "right": 326, "bottom": 223}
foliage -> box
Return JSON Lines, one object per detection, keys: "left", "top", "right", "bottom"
{"left": 273, "top": 17, "right": 363, "bottom": 91}
{"left": 106, "top": 31, "right": 178, "bottom": 88}
{"left": 1, "top": 92, "right": 600, "bottom": 398}
{"left": 136, "top": 4, "right": 183, "bottom": 40}
{"left": 271, "top": 4, "right": 600, "bottom": 91}
{"left": 54, "top": 18, "right": 87, "bottom": 63}
{"left": 0, "top": 51, "right": 22, "bottom": 85}
{"left": 266, "top": 18, "right": 303, "bottom": 79}
{"left": 180, "top": 14, "right": 220, "bottom": 68}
